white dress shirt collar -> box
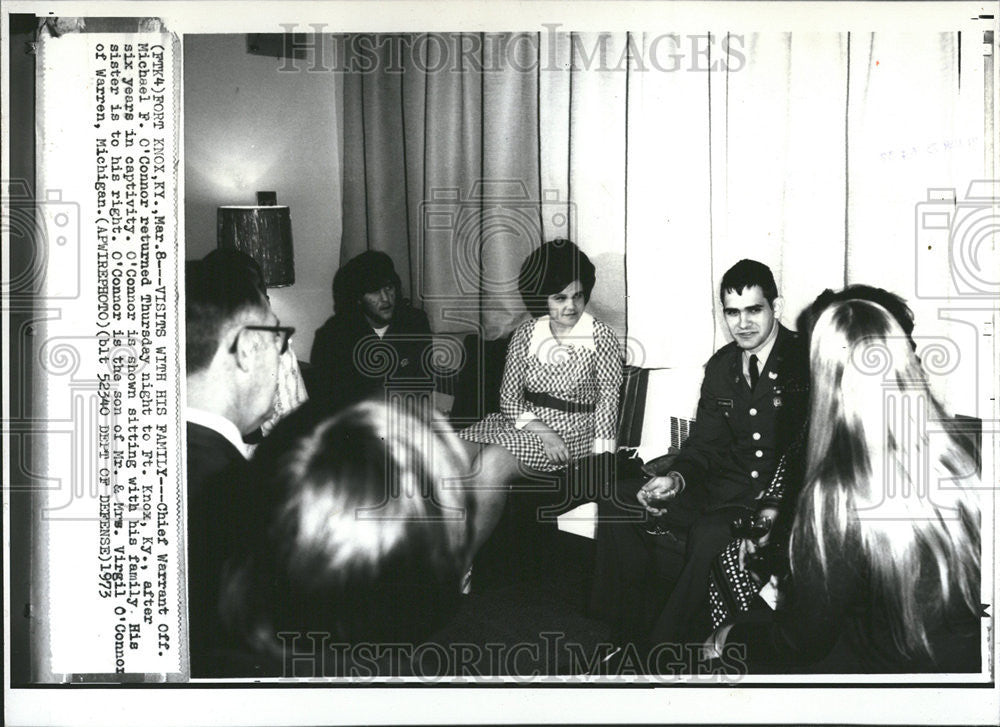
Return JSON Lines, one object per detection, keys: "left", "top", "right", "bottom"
{"left": 742, "top": 323, "right": 780, "bottom": 383}
{"left": 529, "top": 311, "right": 597, "bottom": 360}
{"left": 185, "top": 406, "right": 250, "bottom": 459}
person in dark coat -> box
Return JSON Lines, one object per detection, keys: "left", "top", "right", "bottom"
{"left": 184, "top": 252, "right": 293, "bottom": 675}
{"left": 592, "top": 259, "right": 809, "bottom": 666}
{"left": 705, "top": 299, "right": 981, "bottom": 673}
{"left": 310, "top": 251, "right": 434, "bottom": 410}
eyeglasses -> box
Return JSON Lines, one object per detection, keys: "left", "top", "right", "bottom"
{"left": 230, "top": 325, "right": 296, "bottom": 355}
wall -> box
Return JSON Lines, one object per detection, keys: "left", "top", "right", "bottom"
{"left": 184, "top": 34, "right": 342, "bottom": 360}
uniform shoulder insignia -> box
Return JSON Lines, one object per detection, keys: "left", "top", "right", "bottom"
{"left": 708, "top": 341, "right": 738, "bottom": 363}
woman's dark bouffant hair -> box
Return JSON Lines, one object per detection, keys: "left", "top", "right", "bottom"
{"left": 517, "top": 239, "right": 597, "bottom": 317}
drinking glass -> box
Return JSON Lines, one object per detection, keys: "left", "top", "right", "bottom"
{"left": 644, "top": 491, "right": 677, "bottom": 538}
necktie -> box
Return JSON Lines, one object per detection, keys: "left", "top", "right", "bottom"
{"left": 749, "top": 354, "right": 760, "bottom": 391}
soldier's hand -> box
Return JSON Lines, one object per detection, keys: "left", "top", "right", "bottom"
{"left": 637, "top": 474, "right": 682, "bottom": 515}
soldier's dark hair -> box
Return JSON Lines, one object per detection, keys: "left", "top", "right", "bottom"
{"left": 518, "top": 239, "right": 597, "bottom": 317}
{"left": 720, "top": 259, "right": 778, "bottom": 305}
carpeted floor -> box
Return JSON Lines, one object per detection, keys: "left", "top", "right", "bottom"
{"left": 428, "top": 512, "right": 614, "bottom": 676}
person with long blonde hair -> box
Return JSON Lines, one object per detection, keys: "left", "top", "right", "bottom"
{"left": 714, "top": 299, "right": 982, "bottom": 672}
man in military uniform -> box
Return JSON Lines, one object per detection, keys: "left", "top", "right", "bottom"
{"left": 592, "top": 259, "right": 809, "bottom": 664}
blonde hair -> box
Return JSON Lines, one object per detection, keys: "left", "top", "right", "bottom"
{"left": 791, "top": 299, "right": 980, "bottom": 658}
{"left": 221, "top": 400, "right": 473, "bottom": 656}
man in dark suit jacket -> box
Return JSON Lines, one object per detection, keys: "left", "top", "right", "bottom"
{"left": 594, "top": 259, "right": 809, "bottom": 663}
{"left": 310, "top": 251, "right": 434, "bottom": 409}
{"left": 184, "top": 253, "right": 290, "bottom": 675}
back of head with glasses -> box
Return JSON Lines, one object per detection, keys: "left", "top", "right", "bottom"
{"left": 186, "top": 251, "right": 286, "bottom": 436}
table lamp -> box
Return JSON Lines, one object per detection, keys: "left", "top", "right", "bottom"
{"left": 217, "top": 191, "right": 295, "bottom": 287}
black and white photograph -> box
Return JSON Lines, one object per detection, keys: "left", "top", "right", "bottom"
{"left": 3, "top": 1, "right": 998, "bottom": 725}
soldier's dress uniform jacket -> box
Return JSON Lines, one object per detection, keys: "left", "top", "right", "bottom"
{"left": 664, "top": 323, "right": 809, "bottom": 509}
{"left": 590, "top": 323, "right": 809, "bottom": 652}
{"left": 644, "top": 323, "right": 809, "bottom": 647}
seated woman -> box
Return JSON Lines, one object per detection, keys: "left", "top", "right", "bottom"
{"left": 459, "top": 239, "right": 623, "bottom": 556}
{"left": 708, "top": 299, "right": 982, "bottom": 673}
{"left": 708, "top": 285, "right": 919, "bottom": 629}
{"left": 212, "top": 400, "right": 473, "bottom": 677}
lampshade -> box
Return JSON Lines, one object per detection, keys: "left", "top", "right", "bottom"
{"left": 217, "top": 205, "right": 295, "bottom": 287}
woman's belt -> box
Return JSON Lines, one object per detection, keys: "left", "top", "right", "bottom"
{"left": 524, "top": 390, "right": 595, "bottom": 413}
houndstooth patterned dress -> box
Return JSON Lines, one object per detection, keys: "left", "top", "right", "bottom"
{"left": 460, "top": 312, "right": 622, "bottom": 472}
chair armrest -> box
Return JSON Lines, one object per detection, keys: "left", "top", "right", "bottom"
{"left": 640, "top": 447, "right": 681, "bottom": 477}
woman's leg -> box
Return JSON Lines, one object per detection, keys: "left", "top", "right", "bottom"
{"left": 462, "top": 443, "right": 523, "bottom": 558}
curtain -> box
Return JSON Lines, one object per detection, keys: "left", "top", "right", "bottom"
{"left": 341, "top": 33, "right": 629, "bottom": 341}
{"left": 341, "top": 30, "right": 990, "bottom": 412}
{"left": 845, "top": 32, "right": 988, "bottom": 414}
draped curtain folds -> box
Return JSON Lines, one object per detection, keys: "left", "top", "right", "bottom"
{"left": 341, "top": 32, "right": 630, "bottom": 341}
{"left": 845, "top": 32, "right": 986, "bottom": 413}
{"left": 625, "top": 32, "right": 714, "bottom": 368}
{"left": 708, "top": 32, "right": 849, "bottom": 353}
{"left": 341, "top": 31, "right": 988, "bottom": 412}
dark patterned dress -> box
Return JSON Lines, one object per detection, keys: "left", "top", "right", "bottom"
{"left": 460, "top": 312, "right": 622, "bottom": 472}
{"left": 709, "top": 431, "right": 806, "bottom": 628}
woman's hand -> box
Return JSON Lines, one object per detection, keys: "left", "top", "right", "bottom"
{"left": 525, "top": 421, "right": 570, "bottom": 466}
{"left": 736, "top": 505, "right": 779, "bottom": 572}
{"left": 261, "top": 349, "right": 308, "bottom": 436}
